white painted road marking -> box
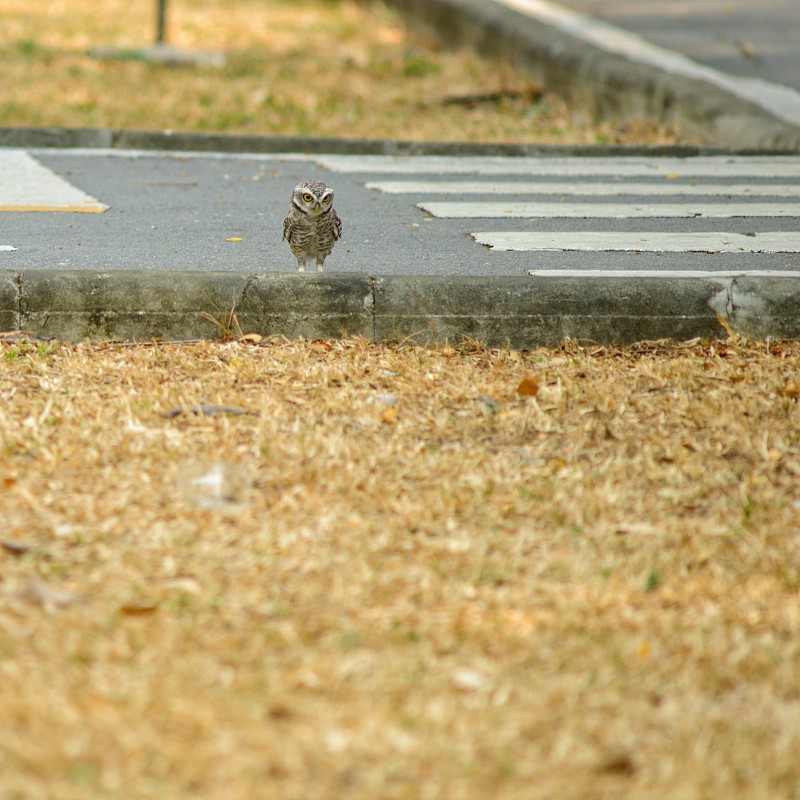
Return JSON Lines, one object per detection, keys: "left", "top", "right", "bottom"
{"left": 356, "top": 155, "right": 800, "bottom": 260}
{"left": 523, "top": 270, "right": 800, "bottom": 279}
{"left": 420, "top": 202, "right": 800, "bottom": 219}
{"left": 0, "top": 150, "right": 108, "bottom": 212}
{"left": 369, "top": 181, "right": 799, "bottom": 197}
{"left": 1, "top": 245, "right": 18, "bottom": 251}
{"left": 471, "top": 232, "right": 800, "bottom": 253}
{"left": 320, "top": 154, "right": 800, "bottom": 177}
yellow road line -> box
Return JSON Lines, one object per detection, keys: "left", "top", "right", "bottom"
{"left": 0, "top": 205, "right": 107, "bottom": 213}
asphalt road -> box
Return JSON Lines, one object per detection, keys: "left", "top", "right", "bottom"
{"left": 2, "top": 148, "right": 800, "bottom": 277}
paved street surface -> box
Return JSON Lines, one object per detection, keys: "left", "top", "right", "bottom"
{"left": 2, "top": 148, "right": 800, "bottom": 277}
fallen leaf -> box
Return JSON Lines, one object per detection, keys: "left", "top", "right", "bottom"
{"left": 240, "top": 333, "right": 263, "bottom": 344}
{"left": 119, "top": 599, "right": 160, "bottom": 616}
{"left": 381, "top": 406, "right": 397, "bottom": 424}
{"left": 225, "top": 237, "right": 243, "bottom": 242}
{"left": 517, "top": 375, "right": 540, "bottom": 397}
{"left": 716, "top": 313, "right": 737, "bottom": 338}
{"left": 596, "top": 751, "right": 637, "bottom": 775}
{"left": 1, "top": 539, "right": 50, "bottom": 558}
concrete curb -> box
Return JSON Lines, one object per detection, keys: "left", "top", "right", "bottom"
{"left": 2, "top": 125, "right": 791, "bottom": 158}
{"left": 3, "top": 271, "right": 799, "bottom": 346}
{"left": 381, "top": 0, "right": 800, "bottom": 151}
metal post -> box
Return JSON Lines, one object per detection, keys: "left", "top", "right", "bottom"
{"left": 156, "top": 0, "right": 167, "bottom": 45}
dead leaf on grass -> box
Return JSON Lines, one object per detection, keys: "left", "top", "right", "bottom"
{"left": 517, "top": 375, "right": 540, "bottom": 397}
{"left": 716, "top": 313, "right": 737, "bottom": 338}
{"left": 596, "top": 750, "right": 638, "bottom": 775}
{"left": 0, "top": 539, "right": 51, "bottom": 558}
{"left": 118, "top": 598, "right": 161, "bottom": 616}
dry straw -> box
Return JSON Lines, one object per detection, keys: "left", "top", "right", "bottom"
{"left": 1, "top": 333, "right": 799, "bottom": 798}
{"left": 0, "top": 0, "right": 680, "bottom": 144}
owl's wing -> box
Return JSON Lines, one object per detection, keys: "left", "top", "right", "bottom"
{"left": 333, "top": 210, "right": 343, "bottom": 241}
{"left": 282, "top": 213, "right": 291, "bottom": 242}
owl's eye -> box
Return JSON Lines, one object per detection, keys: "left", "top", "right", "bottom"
{"left": 302, "top": 193, "right": 314, "bottom": 203}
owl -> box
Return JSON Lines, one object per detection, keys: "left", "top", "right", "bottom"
{"left": 282, "top": 179, "right": 343, "bottom": 272}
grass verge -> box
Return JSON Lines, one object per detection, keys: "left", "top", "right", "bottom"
{"left": 0, "top": 0, "right": 680, "bottom": 145}
{"left": 1, "top": 334, "right": 799, "bottom": 798}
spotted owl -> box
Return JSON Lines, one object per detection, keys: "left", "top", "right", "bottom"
{"left": 282, "top": 179, "right": 343, "bottom": 272}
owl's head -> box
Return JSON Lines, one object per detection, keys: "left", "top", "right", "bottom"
{"left": 292, "top": 180, "right": 334, "bottom": 217}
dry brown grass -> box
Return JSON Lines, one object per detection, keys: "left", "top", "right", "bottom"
{"left": 0, "top": 0, "right": 681, "bottom": 145}
{"left": 1, "top": 333, "right": 799, "bottom": 798}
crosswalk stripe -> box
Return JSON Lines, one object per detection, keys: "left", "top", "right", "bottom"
{"left": 524, "top": 270, "right": 800, "bottom": 278}
{"left": 368, "top": 181, "right": 799, "bottom": 197}
{"left": 471, "top": 232, "right": 800, "bottom": 253}
{"left": 420, "top": 202, "right": 800, "bottom": 218}
{"left": 0, "top": 150, "right": 108, "bottom": 213}
{"left": 319, "top": 154, "right": 800, "bottom": 177}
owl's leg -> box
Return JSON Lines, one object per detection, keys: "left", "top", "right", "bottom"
{"left": 296, "top": 255, "right": 307, "bottom": 272}
{"left": 315, "top": 256, "right": 325, "bottom": 273}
